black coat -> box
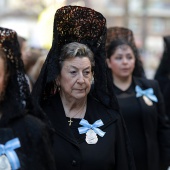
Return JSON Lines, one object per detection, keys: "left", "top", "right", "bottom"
{"left": 42, "top": 94, "right": 135, "bottom": 170}
{"left": 154, "top": 77, "right": 170, "bottom": 120}
{"left": 0, "top": 113, "right": 56, "bottom": 170}
{"left": 132, "top": 77, "right": 170, "bottom": 170}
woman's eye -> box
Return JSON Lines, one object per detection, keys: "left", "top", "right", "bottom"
{"left": 84, "top": 70, "right": 92, "bottom": 77}
{"left": 127, "top": 55, "right": 133, "bottom": 60}
{"left": 84, "top": 71, "right": 90, "bottom": 75}
{"left": 115, "top": 56, "right": 122, "bottom": 60}
{"left": 70, "top": 71, "right": 77, "bottom": 75}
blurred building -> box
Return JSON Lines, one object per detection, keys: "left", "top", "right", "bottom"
{"left": 0, "top": 0, "right": 170, "bottom": 78}
{"left": 65, "top": 0, "right": 170, "bottom": 78}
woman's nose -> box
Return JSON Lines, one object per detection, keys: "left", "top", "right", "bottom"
{"left": 77, "top": 73, "right": 85, "bottom": 83}
{"left": 122, "top": 57, "right": 128, "bottom": 63}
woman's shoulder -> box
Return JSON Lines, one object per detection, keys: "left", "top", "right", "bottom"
{"left": 11, "top": 114, "right": 48, "bottom": 139}
{"left": 133, "top": 76, "right": 159, "bottom": 88}
{"left": 23, "top": 114, "right": 45, "bottom": 125}
{"left": 89, "top": 95, "right": 120, "bottom": 121}
{"left": 41, "top": 93, "right": 59, "bottom": 108}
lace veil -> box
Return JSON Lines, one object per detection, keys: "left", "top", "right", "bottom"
{"left": 32, "top": 5, "right": 119, "bottom": 112}
{"left": 106, "top": 27, "right": 145, "bottom": 77}
{"left": 31, "top": 7, "right": 136, "bottom": 169}
{"left": 0, "top": 27, "right": 31, "bottom": 126}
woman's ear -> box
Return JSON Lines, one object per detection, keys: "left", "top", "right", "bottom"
{"left": 106, "top": 58, "right": 111, "bottom": 69}
{"left": 55, "top": 76, "right": 60, "bottom": 86}
{"left": 55, "top": 76, "right": 61, "bottom": 92}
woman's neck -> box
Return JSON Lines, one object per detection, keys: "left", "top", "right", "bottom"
{"left": 113, "top": 75, "right": 132, "bottom": 91}
{"left": 60, "top": 93, "right": 87, "bottom": 118}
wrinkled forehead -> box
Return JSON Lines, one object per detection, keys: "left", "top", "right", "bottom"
{"left": 62, "top": 56, "right": 92, "bottom": 69}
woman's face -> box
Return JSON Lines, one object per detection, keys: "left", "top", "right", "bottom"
{"left": 0, "top": 57, "right": 6, "bottom": 94}
{"left": 106, "top": 45, "right": 135, "bottom": 79}
{"left": 58, "top": 57, "right": 93, "bottom": 100}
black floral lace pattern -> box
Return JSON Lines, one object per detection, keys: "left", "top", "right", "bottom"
{"left": 55, "top": 6, "right": 106, "bottom": 50}
{"left": 0, "top": 27, "right": 31, "bottom": 125}
{"left": 32, "top": 5, "right": 119, "bottom": 111}
{"left": 31, "top": 6, "right": 136, "bottom": 170}
{"left": 106, "top": 26, "right": 145, "bottom": 77}
{"left": 106, "top": 27, "right": 135, "bottom": 51}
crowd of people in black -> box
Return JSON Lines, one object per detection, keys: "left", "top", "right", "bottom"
{"left": 0, "top": 5, "right": 170, "bottom": 170}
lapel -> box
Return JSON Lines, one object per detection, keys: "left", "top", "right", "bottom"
{"left": 46, "top": 94, "right": 79, "bottom": 147}
{"left": 46, "top": 94, "right": 118, "bottom": 145}
{"left": 77, "top": 95, "right": 118, "bottom": 143}
{"left": 133, "top": 76, "right": 159, "bottom": 170}
{"left": 0, "top": 128, "right": 15, "bottom": 144}
{"left": 133, "top": 77, "right": 157, "bottom": 128}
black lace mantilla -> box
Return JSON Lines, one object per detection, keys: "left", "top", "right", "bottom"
{"left": 32, "top": 5, "right": 119, "bottom": 111}
{"left": 0, "top": 27, "right": 31, "bottom": 125}
{"left": 106, "top": 26, "right": 145, "bottom": 77}
{"left": 31, "top": 7, "right": 135, "bottom": 169}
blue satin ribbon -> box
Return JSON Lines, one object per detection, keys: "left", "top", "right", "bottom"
{"left": 78, "top": 119, "right": 106, "bottom": 137}
{"left": 0, "top": 138, "right": 21, "bottom": 170}
{"left": 135, "top": 85, "right": 158, "bottom": 102}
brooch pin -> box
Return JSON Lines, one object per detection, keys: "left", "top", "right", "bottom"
{"left": 142, "top": 96, "right": 153, "bottom": 106}
{"left": 78, "top": 119, "right": 106, "bottom": 144}
{"left": 0, "top": 138, "right": 21, "bottom": 170}
{"left": 85, "top": 129, "right": 98, "bottom": 144}
{"left": 135, "top": 85, "right": 158, "bottom": 106}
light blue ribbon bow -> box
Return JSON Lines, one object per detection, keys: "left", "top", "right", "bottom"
{"left": 78, "top": 119, "right": 106, "bottom": 137}
{"left": 135, "top": 85, "right": 158, "bottom": 102}
{"left": 0, "top": 138, "right": 21, "bottom": 170}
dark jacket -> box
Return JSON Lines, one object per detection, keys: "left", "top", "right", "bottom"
{"left": 0, "top": 26, "right": 56, "bottom": 170}
{"left": 0, "top": 112, "right": 56, "bottom": 170}
{"left": 133, "top": 77, "right": 170, "bottom": 170}
{"left": 42, "top": 94, "right": 135, "bottom": 170}
{"left": 154, "top": 76, "right": 170, "bottom": 120}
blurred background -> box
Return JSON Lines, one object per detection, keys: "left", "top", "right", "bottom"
{"left": 0, "top": 0, "right": 170, "bottom": 79}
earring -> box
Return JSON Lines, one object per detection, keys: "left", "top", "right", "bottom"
{"left": 91, "top": 76, "right": 94, "bottom": 84}
{"left": 57, "top": 86, "right": 61, "bottom": 92}
{"left": 54, "top": 82, "right": 60, "bottom": 93}
{"left": 55, "top": 78, "right": 61, "bottom": 92}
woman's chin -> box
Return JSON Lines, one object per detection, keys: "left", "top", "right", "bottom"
{"left": 73, "top": 93, "right": 87, "bottom": 100}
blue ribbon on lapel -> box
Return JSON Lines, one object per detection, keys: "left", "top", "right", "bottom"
{"left": 0, "top": 138, "right": 21, "bottom": 170}
{"left": 135, "top": 85, "right": 158, "bottom": 102}
{"left": 78, "top": 119, "right": 106, "bottom": 137}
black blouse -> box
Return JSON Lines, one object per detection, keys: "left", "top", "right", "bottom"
{"left": 42, "top": 93, "right": 135, "bottom": 170}
{"left": 66, "top": 117, "right": 82, "bottom": 141}
{"left": 113, "top": 82, "right": 147, "bottom": 170}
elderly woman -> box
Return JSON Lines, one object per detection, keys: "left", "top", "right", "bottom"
{"left": 0, "top": 27, "right": 56, "bottom": 170}
{"left": 32, "top": 5, "right": 135, "bottom": 170}
{"left": 106, "top": 26, "right": 170, "bottom": 170}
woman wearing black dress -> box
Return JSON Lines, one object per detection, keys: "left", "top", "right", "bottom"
{"left": 32, "top": 5, "right": 136, "bottom": 170}
{"left": 0, "top": 27, "right": 56, "bottom": 170}
{"left": 106, "top": 26, "right": 170, "bottom": 170}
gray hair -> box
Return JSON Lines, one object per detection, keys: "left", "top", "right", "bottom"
{"left": 58, "top": 42, "right": 95, "bottom": 71}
